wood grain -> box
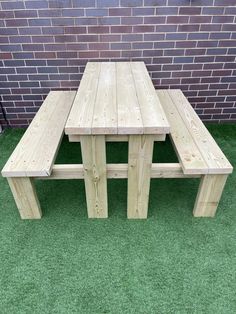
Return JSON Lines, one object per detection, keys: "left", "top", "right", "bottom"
{"left": 65, "top": 63, "right": 101, "bottom": 135}
{"left": 2, "top": 91, "right": 76, "bottom": 177}
{"left": 92, "top": 62, "right": 117, "bottom": 134}
{"left": 80, "top": 135, "right": 108, "bottom": 218}
{"left": 7, "top": 177, "right": 42, "bottom": 219}
{"left": 68, "top": 134, "right": 166, "bottom": 142}
{"left": 116, "top": 62, "right": 143, "bottom": 135}
{"left": 127, "top": 135, "right": 154, "bottom": 219}
{"left": 39, "top": 163, "right": 201, "bottom": 180}
{"left": 157, "top": 89, "right": 208, "bottom": 174}
{"left": 168, "top": 89, "right": 233, "bottom": 174}
{"left": 193, "top": 174, "right": 228, "bottom": 217}
{"left": 131, "top": 62, "right": 169, "bottom": 134}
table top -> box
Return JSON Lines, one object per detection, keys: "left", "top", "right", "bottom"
{"left": 65, "top": 61, "right": 170, "bottom": 136}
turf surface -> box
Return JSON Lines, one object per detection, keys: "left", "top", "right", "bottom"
{"left": 0, "top": 125, "right": 236, "bottom": 313}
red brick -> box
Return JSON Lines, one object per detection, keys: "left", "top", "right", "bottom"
{"left": 79, "top": 51, "right": 99, "bottom": 58}
{"left": 88, "top": 26, "right": 110, "bottom": 33}
{"left": 35, "top": 52, "right": 56, "bottom": 58}
{"left": 179, "top": 7, "right": 201, "bottom": 15}
{"left": 89, "top": 43, "right": 109, "bottom": 50}
{"left": 6, "top": 19, "right": 28, "bottom": 27}
{"left": 100, "top": 34, "right": 121, "bottom": 42}
{"left": 133, "top": 25, "right": 155, "bottom": 33}
{"left": 100, "top": 51, "right": 121, "bottom": 58}
{"left": 109, "top": 8, "right": 131, "bottom": 16}
{"left": 111, "top": 26, "right": 132, "bottom": 33}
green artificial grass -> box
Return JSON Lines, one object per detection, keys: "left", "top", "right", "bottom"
{"left": 0, "top": 124, "right": 236, "bottom": 313}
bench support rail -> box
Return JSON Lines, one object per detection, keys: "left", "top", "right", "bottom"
{"left": 7, "top": 177, "right": 42, "bottom": 219}
{"left": 193, "top": 174, "right": 228, "bottom": 217}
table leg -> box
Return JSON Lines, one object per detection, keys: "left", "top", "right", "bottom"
{"left": 193, "top": 174, "right": 228, "bottom": 217}
{"left": 127, "top": 135, "right": 154, "bottom": 219}
{"left": 7, "top": 177, "right": 42, "bottom": 219}
{"left": 80, "top": 135, "right": 108, "bottom": 218}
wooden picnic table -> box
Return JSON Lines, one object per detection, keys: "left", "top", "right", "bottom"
{"left": 2, "top": 61, "right": 232, "bottom": 220}
{"left": 65, "top": 61, "right": 170, "bottom": 218}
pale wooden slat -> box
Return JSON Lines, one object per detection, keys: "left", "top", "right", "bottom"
{"left": 2, "top": 91, "right": 61, "bottom": 177}
{"left": 38, "top": 163, "right": 201, "bottom": 180}
{"left": 151, "top": 163, "right": 201, "bottom": 178}
{"left": 193, "top": 174, "right": 228, "bottom": 217}
{"left": 68, "top": 134, "right": 166, "bottom": 142}
{"left": 80, "top": 135, "right": 108, "bottom": 218}
{"left": 92, "top": 62, "right": 117, "bottom": 134}
{"left": 65, "top": 62, "right": 101, "bottom": 135}
{"left": 168, "top": 89, "right": 233, "bottom": 174}
{"left": 127, "top": 135, "right": 154, "bottom": 219}
{"left": 116, "top": 62, "right": 143, "bottom": 135}
{"left": 2, "top": 91, "right": 76, "bottom": 177}
{"left": 7, "top": 177, "right": 42, "bottom": 219}
{"left": 25, "top": 91, "right": 76, "bottom": 176}
{"left": 157, "top": 90, "right": 208, "bottom": 175}
{"left": 131, "top": 62, "right": 170, "bottom": 134}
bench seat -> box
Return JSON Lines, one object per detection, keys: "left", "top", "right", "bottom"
{"left": 1, "top": 90, "right": 76, "bottom": 219}
{"left": 156, "top": 89, "right": 233, "bottom": 175}
{"left": 157, "top": 89, "right": 233, "bottom": 217}
{"left": 2, "top": 91, "right": 76, "bottom": 178}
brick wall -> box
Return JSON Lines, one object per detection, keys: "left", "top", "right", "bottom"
{"left": 0, "top": 0, "right": 236, "bottom": 127}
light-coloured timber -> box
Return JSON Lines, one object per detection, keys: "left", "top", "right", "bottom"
{"left": 150, "top": 163, "right": 201, "bottom": 178}
{"left": 193, "top": 174, "right": 228, "bottom": 217}
{"left": 127, "top": 135, "right": 154, "bottom": 219}
{"left": 38, "top": 163, "right": 201, "bottom": 180}
{"left": 168, "top": 89, "right": 233, "bottom": 174}
{"left": 80, "top": 135, "right": 108, "bottom": 218}
{"left": 65, "top": 62, "right": 170, "bottom": 136}
{"left": 2, "top": 91, "right": 76, "bottom": 177}
{"left": 157, "top": 89, "right": 208, "bottom": 175}
{"left": 116, "top": 62, "right": 143, "bottom": 134}
{"left": 131, "top": 62, "right": 169, "bottom": 134}
{"left": 68, "top": 134, "right": 166, "bottom": 142}
{"left": 92, "top": 62, "right": 117, "bottom": 134}
{"left": 7, "top": 177, "right": 42, "bottom": 219}
{"left": 65, "top": 63, "right": 101, "bottom": 135}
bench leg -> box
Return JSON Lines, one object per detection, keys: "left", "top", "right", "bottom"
{"left": 80, "top": 135, "right": 108, "bottom": 218}
{"left": 7, "top": 177, "right": 42, "bottom": 219}
{"left": 193, "top": 174, "right": 228, "bottom": 217}
{"left": 127, "top": 135, "right": 154, "bottom": 219}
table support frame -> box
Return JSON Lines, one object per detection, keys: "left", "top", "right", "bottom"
{"left": 5, "top": 136, "right": 229, "bottom": 220}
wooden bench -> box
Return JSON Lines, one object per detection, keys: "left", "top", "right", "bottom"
{"left": 1, "top": 90, "right": 76, "bottom": 219}
{"left": 157, "top": 89, "right": 233, "bottom": 217}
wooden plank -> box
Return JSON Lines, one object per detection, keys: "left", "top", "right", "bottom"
{"left": 2, "top": 91, "right": 76, "bottom": 177}
{"left": 2, "top": 91, "right": 61, "bottom": 177}
{"left": 80, "top": 135, "right": 108, "bottom": 218}
{"left": 45, "top": 164, "right": 127, "bottom": 180}
{"left": 127, "top": 135, "right": 154, "bottom": 219}
{"left": 68, "top": 134, "right": 166, "bottom": 142}
{"left": 116, "top": 62, "right": 143, "bottom": 135}
{"left": 168, "top": 89, "right": 233, "bottom": 174}
{"left": 157, "top": 90, "right": 208, "bottom": 175}
{"left": 92, "top": 62, "right": 117, "bottom": 134}
{"left": 65, "top": 62, "right": 101, "bottom": 135}
{"left": 25, "top": 91, "right": 76, "bottom": 177}
{"left": 131, "top": 62, "right": 170, "bottom": 134}
{"left": 7, "top": 177, "right": 42, "bottom": 219}
{"left": 39, "top": 163, "right": 200, "bottom": 180}
{"left": 151, "top": 163, "right": 201, "bottom": 178}
{"left": 193, "top": 174, "right": 228, "bottom": 217}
